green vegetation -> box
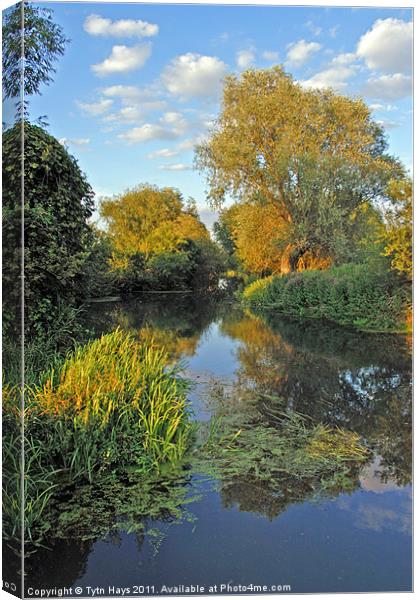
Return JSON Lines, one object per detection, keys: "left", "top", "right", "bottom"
{"left": 242, "top": 263, "right": 409, "bottom": 332}
{"left": 3, "top": 330, "right": 192, "bottom": 548}
{"left": 1, "top": 5, "right": 412, "bottom": 564}
{"left": 195, "top": 393, "right": 369, "bottom": 519}
{"left": 2, "top": 121, "right": 94, "bottom": 336}
{"left": 2, "top": 2, "right": 68, "bottom": 108}
{"left": 98, "top": 184, "right": 226, "bottom": 294}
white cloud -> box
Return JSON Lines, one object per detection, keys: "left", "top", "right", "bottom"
{"left": 102, "top": 85, "right": 145, "bottom": 101}
{"left": 162, "top": 53, "right": 227, "bottom": 98}
{"left": 92, "top": 44, "right": 151, "bottom": 76}
{"left": 118, "top": 123, "right": 181, "bottom": 144}
{"left": 329, "top": 26, "right": 339, "bottom": 38}
{"left": 160, "top": 111, "right": 183, "bottom": 124}
{"left": 147, "top": 148, "right": 178, "bottom": 159}
{"left": 72, "top": 138, "right": 91, "bottom": 146}
{"left": 59, "top": 137, "right": 90, "bottom": 147}
{"left": 305, "top": 21, "right": 322, "bottom": 36}
{"left": 76, "top": 98, "right": 113, "bottom": 116}
{"left": 177, "top": 138, "right": 199, "bottom": 151}
{"left": 159, "top": 163, "right": 191, "bottom": 171}
{"left": 369, "top": 103, "right": 398, "bottom": 112}
{"left": 103, "top": 101, "right": 167, "bottom": 124}
{"left": 375, "top": 119, "right": 400, "bottom": 130}
{"left": 332, "top": 53, "right": 357, "bottom": 66}
{"left": 286, "top": 39, "right": 321, "bottom": 67}
{"left": 300, "top": 65, "right": 355, "bottom": 91}
{"left": 84, "top": 14, "right": 158, "bottom": 38}
{"left": 236, "top": 49, "right": 255, "bottom": 69}
{"left": 363, "top": 73, "right": 412, "bottom": 100}
{"left": 262, "top": 50, "right": 280, "bottom": 62}
{"left": 357, "top": 18, "right": 412, "bottom": 74}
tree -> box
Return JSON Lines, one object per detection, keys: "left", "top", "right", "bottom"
{"left": 2, "top": 2, "right": 68, "bottom": 101}
{"left": 2, "top": 122, "right": 94, "bottom": 333}
{"left": 100, "top": 185, "right": 209, "bottom": 262}
{"left": 382, "top": 178, "right": 412, "bottom": 281}
{"left": 195, "top": 67, "right": 401, "bottom": 271}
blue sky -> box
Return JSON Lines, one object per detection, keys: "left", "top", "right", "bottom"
{"left": 9, "top": 2, "right": 414, "bottom": 229}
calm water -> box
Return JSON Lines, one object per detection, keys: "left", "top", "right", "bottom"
{"left": 24, "top": 294, "right": 412, "bottom": 594}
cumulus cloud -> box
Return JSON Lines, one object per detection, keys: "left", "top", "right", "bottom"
{"left": 363, "top": 73, "right": 412, "bottom": 100}
{"left": 262, "top": 50, "right": 280, "bottom": 62}
{"left": 118, "top": 123, "right": 181, "bottom": 144}
{"left": 332, "top": 53, "right": 357, "bottom": 65}
{"left": 92, "top": 44, "right": 151, "bottom": 76}
{"left": 103, "top": 101, "right": 167, "bottom": 124}
{"left": 236, "top": 49, "right": 255, "bottom": 69}
{"left": 159, "top": 163, "right": 191, "bottom": 171}
{"left": 162, "top": 53, "right": 227, "bottom": 98}
{"left": 84, "top": 14, "right": 158, "bottom": 38}
{"left": 76, "top": 98, "right": 113, "bottom": 116}
{"left": 357, "top": 18, "right": 412, "bottom": 74}
{"left": 147, "top": 148, "right": 179, "bottom": 159}
{"left": 286, "top": 39, "right": 321, "bottom": 67}
{"left": 59, "top": 137, "right": 91, "bottom": 147}
{"left": 369, "top": 103, "right": 398, "bottom": 112}
{"left": 300, "top": 65, "right": 355, "bottom": 91}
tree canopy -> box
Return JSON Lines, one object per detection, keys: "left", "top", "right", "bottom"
{"left": 382, "top": 178, "right": 412, "bottom": 281}
{"left": 2, "top": 2, "right": 68, "bottom": 101}
{"left": 2, "top": 122, "right": 94, "bottom": 332}
{"left": 100, "top": 185, "right": 209, "bottom": 262}
{"left": 196, "top": 67, "right": 403, "bottom": 271}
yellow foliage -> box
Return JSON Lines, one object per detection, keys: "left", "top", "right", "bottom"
{"left": 100, "top": 184, "right": 208, "bottom": 259}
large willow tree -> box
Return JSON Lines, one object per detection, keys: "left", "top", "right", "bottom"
{"left": 195, "top": 67, "right": 403, "bottom": 271}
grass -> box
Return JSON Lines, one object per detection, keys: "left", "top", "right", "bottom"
{"left": 3, "top": 329, "right": 193, "bottom": 549}
{"left": 242, "top": 263, "right": 410, "bottom": 332}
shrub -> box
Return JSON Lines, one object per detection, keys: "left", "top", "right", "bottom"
{"left": 2, "top": 122, "right": 94, "bottom": 335}
{"left": 243, "top": 263, "right": 410, "bottom": 332}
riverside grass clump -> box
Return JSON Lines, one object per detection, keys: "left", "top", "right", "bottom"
{"left": 3, "top": 329, "right": 192, "bottom": 548}
{"left": 242, "top": 263, "right": 410, "bottom": 332}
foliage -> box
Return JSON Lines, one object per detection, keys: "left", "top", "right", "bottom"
{"left": 2, "top": 121, "right": 94, "bottom": 334}
{"left": 196, "top": 67, "right": 402, "bottom": 271}
{"left": 382, "top": 178, "right": 412, "bottom": 281}
{"left": 243, "top": 263, "right": 410, "bottom": 332}
{"left": 3, "top": 330, "right": 192, "bottom": 547}
{"left": 101, "top": 185, "right": 208, "bottom": 260}
{"left": 195, "top": 401, "right": 369, "bottom": 519}
{"left": 81, "top": 227, "right": 117, "bottom": 298}
{"left": 2, "top": 2, "right": 68, "bottom": 103}
{"left": 108, "top": 239, "right": 226, "bottom": 294}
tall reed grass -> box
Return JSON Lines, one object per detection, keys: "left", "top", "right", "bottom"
{"left": 3, "top": 329, "right": 192, "bottom": 548}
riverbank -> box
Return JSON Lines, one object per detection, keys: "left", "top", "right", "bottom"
{"left": 242, "top": 263, "right": 411, "bottom": 333}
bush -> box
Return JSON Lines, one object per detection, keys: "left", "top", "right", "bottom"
{"left": 2, "top": 122, "right": 94, "bottom": 334}
{"left": 243, "top": 263, "right": 410, "bottom": 332}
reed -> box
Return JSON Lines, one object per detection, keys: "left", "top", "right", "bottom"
{"left": 3, "top": 329, "right": 192, "bottom": 548}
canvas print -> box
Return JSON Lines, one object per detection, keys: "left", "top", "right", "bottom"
{"left": 2, "top": 1, "right": 413, "bottom": 597}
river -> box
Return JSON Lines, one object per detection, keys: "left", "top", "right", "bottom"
{"left": 24, "top": 293, "right": 412, "bottom": 594}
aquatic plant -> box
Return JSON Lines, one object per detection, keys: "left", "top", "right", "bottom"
{"left": 3, "top": 329, "right": 193, "bottom": 549}
{"left": 195, "top": 398, "right": 370, "bottom": 519}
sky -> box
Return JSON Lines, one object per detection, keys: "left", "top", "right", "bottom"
{"left": 4, "top": 1, "right": 413, "bottom": 229}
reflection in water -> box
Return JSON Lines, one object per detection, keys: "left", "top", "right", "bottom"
{"left": 22, "top": 294, "right": 411, "bottom": 593}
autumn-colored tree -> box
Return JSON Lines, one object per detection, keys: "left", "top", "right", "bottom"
{"left": 100, "top": 185, "right": 208, "bottom": 264}
{"left": 382, "top": 178, "right": 412, "bottom": 281}
{"left": 196, "top": 68, "right": 401, "bottom": 271}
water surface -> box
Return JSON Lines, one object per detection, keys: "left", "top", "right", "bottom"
{"left": 25, "top": 294, "right": 412, "bottom": 594}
